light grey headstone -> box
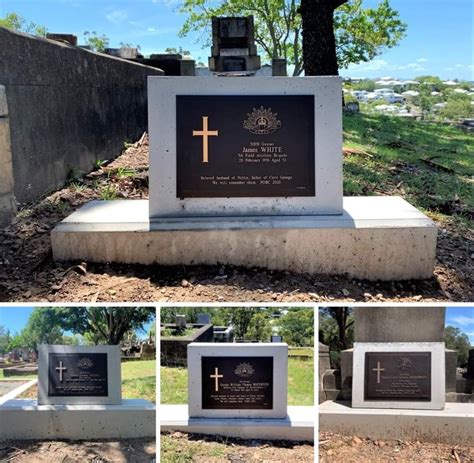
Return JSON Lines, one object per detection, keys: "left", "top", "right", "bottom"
{"left": 38, "top": 344, "right": 122, "bottom": 405}
{"left": 197, "top": 313, "right": 211, "bottom": 325}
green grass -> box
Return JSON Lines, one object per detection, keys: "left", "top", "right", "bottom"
{"left": 122, "top": 359, "right": 156, "bottom": 403}
{"left": 161, "top": 357, "right": 314, "bottom": 406}
{"left": 343, "top": 113, "right": 473, "bottom": 226}
{"left": 0, "top": 369, "right": 37, "bottom": 381}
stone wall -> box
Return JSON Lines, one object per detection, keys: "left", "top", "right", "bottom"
{"left": 0, "top": 27, "right": 163, "bottom": 225}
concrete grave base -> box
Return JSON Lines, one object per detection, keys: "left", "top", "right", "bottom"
{"left": 319, "top": 401, "right": 474, "bottom": 445}
{"left": 51, "top": 196, "right": 436, "bottom": 281}
{"left": 0, "top": 399, "right": 155, "bottom": 440}
{"left": 160, "top": 404, "right": 314, "bottom": 442}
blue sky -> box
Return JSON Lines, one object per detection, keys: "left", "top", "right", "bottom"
{"left": 1, "top": 306, "right": 472, "bottom": 343}
{"left": 0, "top": 306, "right": 155, "bottom": 339}
{"left": 1, "top": 0, "right": 472, "bottom": 80}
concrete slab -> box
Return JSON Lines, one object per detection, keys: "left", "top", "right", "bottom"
{"left": 319, "top": 400, "right": 474, "bottom": 445}
{"left": 0, "top": 379, "right": 37, "bottom": 405}
{"left": 161, "top": 404, "right": 314, "bottom": 442}
{"left": 0, "top": 398, "right": 155, "bottom": 440}
{"left": 51, "top": 196, "right": 436, "bottom": 281}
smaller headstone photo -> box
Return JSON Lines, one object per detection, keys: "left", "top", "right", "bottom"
{"left": 38, "top": 344, "right": 122, "bottom": 405}
{"left": 188, "top": 342, "right": 288, "bottom": 419}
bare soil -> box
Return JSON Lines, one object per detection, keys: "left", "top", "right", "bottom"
{"left": 1, "top": 135, "right": 472, "bottom": 303}
{"left": 161, "top": 431, "right": 314, "bottom": 462}
{"left": 319, "top": 432, "right": 474, "bottom": 463}
{"left": 0, "top": 439, "right": 156, "bottom": 463}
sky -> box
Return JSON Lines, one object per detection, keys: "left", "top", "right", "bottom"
{"left": 1, "top": 0, "right": 472, "bottom": 80}
{"left": 0, "top": 306, "right": 155, "bottom": 339}
{"left": 1, "top": 306, "right": 473, "bottom": 344}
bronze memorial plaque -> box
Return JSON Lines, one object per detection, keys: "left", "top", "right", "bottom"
{"left": 201, "top": 356, "right": 273, "bottom": 409}
{"left": 48, "top": 353, "right": 108, "bottom": 396}
{"left": 365, "top": 352, "right": 431, "bottom": 401}
{"left": 176, "top": 95, "right": 315, "bottom": 198}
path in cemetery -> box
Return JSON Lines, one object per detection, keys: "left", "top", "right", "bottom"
{"left": 0, "top": 381, "right": 28, "bottom": 397}
{"left": 0, "top": 133, "right": 472, "bottom": 303}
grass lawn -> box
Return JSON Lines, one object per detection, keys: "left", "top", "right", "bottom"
{"left": 122, "top": 359, "right": 156, "bottom": 403}
{"left": 343, "top": 113, "right": 473, "bottom": 227}
{"left": 161, "top": 357, "right": 314, "bottom": 406}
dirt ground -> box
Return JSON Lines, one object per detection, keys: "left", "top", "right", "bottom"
{"left": 319, "top": 432, "right": 474, "bottom": 463}
{"left": 0, "top": 439, "right": 156, "bottom": 463}
{"left": 0, "top": 135, "right": 472, "bottom": 303}
{"left": 161, "top": 431, "right": 314, "bottom": 463}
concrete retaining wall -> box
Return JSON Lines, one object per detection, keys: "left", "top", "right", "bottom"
{"left": 0, "top": 27, "right": 163, "bottom": 225}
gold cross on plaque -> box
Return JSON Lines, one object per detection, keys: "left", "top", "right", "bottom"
{"left": 373, "top": 361, "right": 385, "bottom": 384}
{"left": 193, "top": 116, "right": 218, "bottom": 163}
{"left": 56, "top": 361, "right": 67, "bottom": 382}
{"left": 210, "top": 367, "right": 223, "bottom": 392}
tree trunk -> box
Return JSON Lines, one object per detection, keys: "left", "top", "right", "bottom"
{"left": 300, "top": 0, "right": 347, "bottom": 76}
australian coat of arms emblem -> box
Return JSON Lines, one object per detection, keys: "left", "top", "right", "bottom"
{"left": 234, "top": 362, "right": 255, "bottom": 377}
{"left": 77, "top": 357, "right": 94, "bottom": 369}
{"left": 243, "top": 106, "right": 282, "bottom": 135}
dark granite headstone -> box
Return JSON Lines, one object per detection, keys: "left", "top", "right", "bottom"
{"left": 364, "top": 352, "right": 431, "bottom": 401}
{"left": 201, "top": 356, "right": 273, "bottom": 409}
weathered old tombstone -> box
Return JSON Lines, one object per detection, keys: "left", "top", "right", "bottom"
{"left": 161, "top": 342, "right": 313, "bottom": 441}
{"left": 0, "top": 344, "right": 155, "bottom": 440}
{"left": 209, "top": 16, "right": 261, "bottom": 73}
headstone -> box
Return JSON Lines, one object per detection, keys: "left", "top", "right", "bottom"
{"left": 149, "top": 77, "right": 342, "bottom": 217}
{"left": 38, "top": 344, "right": 121, "bottom": 405}
{"left": 467, "top": 349, "right": 474, "bottom": 379}
{"left": 46, "top": 33, "right": 77, "bottom": 46}
{"left": 175, "top": 315, "right": 187, "bottom": 328}
{"left": 209, "top": 16, "right": 261, "bottom": 73}
{"left": 351, "top": 307, "right": 445, "bottom": 410}
{"left": 144, "top": 54, "right": 196, "bottom": 76}
{"left": 271, "top": 58, "right": 287, "bottom": 77}
{"left": 188, "top": 342, "right": 287, "bottom": 418}
{"left": 197, "top": 313, "right": 211, "bottom": 325}
{"left": 271, "top": 335, "right": 283, "bottom": 342}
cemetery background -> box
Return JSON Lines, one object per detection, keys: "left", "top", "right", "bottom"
{"left": 160, "top": 306, "right": 314, "bottom": 462}
{"left": 0, "top": 306, "right": 157, "bottom": 462}
{"left": 318, "top": 306, "right": 474, "bottom": 462}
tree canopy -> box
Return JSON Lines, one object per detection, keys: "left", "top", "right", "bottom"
{"left": 0, "top": 12, "right": 47, "bottom": 37}
{"left": 179, "top": 0, "right": 406, "bottom": 75}
{"left": 444, "top": 326, "right": 471, "bottom": 367}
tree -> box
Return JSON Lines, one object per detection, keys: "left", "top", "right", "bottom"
{"left": 0, "top": 12, "right": 47, "bottom": 37}
{"left": 444, "top": 326, "right": 471, "bottom": 367}
{"left": 245, "top": 313, "right": 272, "bottom": 341}
{"left": 231, "top": 308, "right": 259, "bottom": 339}
{"left": 54, "top": 307, "right": 155, "bottom": 345}
{"left": 0, "top": 325, "right": 11, "bottom": 355}
{"left": 83, "top": 31, "right": 109, "bottom": 52}
{"left": 440, "top": 95, "right": 474, "bottom": 120}
{"left": 20, "top": 308, "right": 64, "bottom": 350}
{"left": 179, "top": 0, "right": 406, "bottom": 75}
{"left": 278, "top": 308, "right": 314, "bottom": 346}
{"left": 319, "top": 308, "right": 354, "bottom": 350}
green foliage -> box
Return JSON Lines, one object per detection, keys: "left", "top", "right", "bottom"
{"left": 0, "top": 12, "right": 47, "bottom": 36}
{"left": 444, "top": 326, "right": 471, "bottom": 367}
{"left": 83, "top": 30, "right": 109, "bottom": 52}
{"left": 94, "top": 159, "right": 109, "bottom": 169}
{"left": 112, "top": 167, "right": 136, "bottom": 178}
{"left": 99, "top": 184, "right": 118, "bottom": 200}
{"left": 0, "top": 325, "right": 11, "bottom": 355}
{"left": 245, "top": 312, "right": 272, "bottom": 341}
{"left": 440, "top": 95, "right": 474, "bottom": 120}
{"left": 278, "top": 308, "right": 314, "bottom": 346}
{"left": 350, "top": 79, "right": 375, "bottom": 92}
{"left": 165, "top": 46, "right": 191, "bottom": 55}
{"left": 178, "top": 0, "right": 406, "bottom": 75}
{"left": 18, "top": 308, "right": 64, "bottom": 350}
{"left": 52, "top": 307, "right": 155, "bottom": 345}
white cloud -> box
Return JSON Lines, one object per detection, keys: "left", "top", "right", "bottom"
{"left": 106, "top": 9, "right": 128, "bottom": 24}
{"left": 417, "top": 58, "right": 428, "bottom": 63}
{"left": 449, "top": 316, "right": 474, "bottom": 326}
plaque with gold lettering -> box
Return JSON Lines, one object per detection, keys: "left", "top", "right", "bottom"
{"left": 176, "top": 95, "right": 315, "bottom": 198}
{"left": 201, "top": 356, "right": 273, "bottom": 409}
{"left": 48, "top": 353, "right": 108, "bottom": 397}
{"left": 365, "top": 352, "right": 431, "bottom": 401}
